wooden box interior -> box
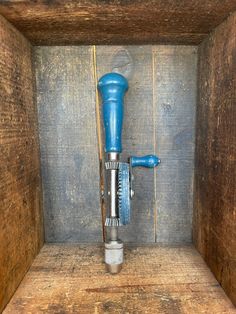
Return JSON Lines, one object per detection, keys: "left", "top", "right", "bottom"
{"left": 0, "top": 1, "right": 235, "bottom": 312}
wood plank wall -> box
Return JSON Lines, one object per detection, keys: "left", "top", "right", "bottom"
{"left": 193, "top": 13, "right": 236, "bottom": 305}
{"left": 154, "top": 47, "right": 197, "bottom": 243}
{"left": 35, "top": 45, "right": 197, "bottom": 244}
{"left": 34, "top": 47, "right": 102, "bottom": 242}
{"left": 0, "top": 16, "right": 43, "bottom": 312}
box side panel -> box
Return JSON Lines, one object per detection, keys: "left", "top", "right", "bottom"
{"left": 194, "top": 12, "right": 236, "bottom": 305}
{"left": 0, "top": 16, "right": 44, "bottom": 312}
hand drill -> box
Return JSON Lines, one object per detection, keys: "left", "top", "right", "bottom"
{"left": 98, "top": 73, "right": 160, "bottom": 274}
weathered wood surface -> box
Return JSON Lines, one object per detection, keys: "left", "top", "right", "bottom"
{"left": 4, "top": 244, "right": 236, "bottom": 313}
{"left": 96, "top": 46, "right": 156, "bottom": 242}
{"left": 0, "top": 15, "right": 43, "bottom": 313}
{"left": 154, "top": 46, "right": 197, "bottom": 243}
{"left": 34, "top": 47, "right": 102, "bottom": 242}
{"left": 0, "top": 1, "right": 236, "bottom": 45}
{"left": 35, "top": 46, "right": 197, "bottom": 243}
{"left": 193, "top": 13, "right": 236, "bottom": 306}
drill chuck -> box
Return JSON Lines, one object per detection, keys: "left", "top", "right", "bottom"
{"left": 105, "top": 240, "right": 123, "bottom": 274}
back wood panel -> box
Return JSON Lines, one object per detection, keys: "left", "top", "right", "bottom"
{"left": 193, "top": 13, "right": 236, "bottom": 305}
{"left": 0, "top": 15, "right": 43, "bottom": 312}
{"left": 35, "top": 46, "right": 102, "bottom": 242}
{"left": 93, "top": 45, "right": 197, "bottom": 243}
{"left": 36, "top": 45, "right": 197, "bottom": 244}
{"left": 154, "top": 46, "right": 197, "bottom": 243}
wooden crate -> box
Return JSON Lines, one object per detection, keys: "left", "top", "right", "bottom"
{"left": 0, "top": 1, "right": 235, "bottom": 313}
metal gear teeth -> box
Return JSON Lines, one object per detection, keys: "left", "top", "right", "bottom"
{"left": 105, "top": 161, "right": 120, "bottom": 170}
{"left": 118, "top": 168, "right": 123, "bottom": 214}
{"left": 118, "top": 163, "right": 131, "bottom": 225}
{"left": 105, "top": 217, "right": 121, "bottom": 227}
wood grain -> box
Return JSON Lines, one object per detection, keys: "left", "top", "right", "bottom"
{"left": 35, "top": 45, "right": 197, "bottom": 244}
{"left": 154, "top": 46, "right": 197, "bottom": 243}
{"left": 193, "top": 13, "right": 236, "bottom": 305}
{"left": 0, "top": 15, "right": 43, "bottom": 312}
{"left": 4, "top": 244, "right": 236, "bottom": 313}
{"left": 34, "top": 46, "right": 102, "bottom": 243}
{"left": 0, "top": 1, "right": 236, "bottom": 45}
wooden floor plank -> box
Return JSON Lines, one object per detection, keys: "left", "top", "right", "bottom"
{"left": 4, "top": 245, "right": 236, "bottom": 313}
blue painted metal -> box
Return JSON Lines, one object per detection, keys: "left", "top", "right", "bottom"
{"left": 130, "top": 155, "right": 160, "bottom": 168}
{"left": 98, "top": 73, "right": 128, "bottom": 153}
{"left": 118, "top": 163, "right": 131, "bottom": 225}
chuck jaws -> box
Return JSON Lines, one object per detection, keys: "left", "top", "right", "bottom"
{"left": 98, "top": 73, "right": 160, "bottom": 274}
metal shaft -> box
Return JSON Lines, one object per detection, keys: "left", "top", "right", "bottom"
{"left": 110, "top": 169, "right": 118, "bottom": 217}
{"left": 105, "top": 152, "right": 123, "bottom": 274}
{"left": 107, "top": 152, "right": 119, "bottom": 220}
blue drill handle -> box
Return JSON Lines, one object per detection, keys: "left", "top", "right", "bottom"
{"left": 130, "top": 155, "right": 160, "bottom": 168}
{"left": 98, "top": 73, "right": 128, "bottom": 153}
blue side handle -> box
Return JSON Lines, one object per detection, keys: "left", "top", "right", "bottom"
{"left": 130, "top": 155, "right": 161, "bottom": 168}
{"left": 98, "top": 73, "right": 128, "bottom": 153}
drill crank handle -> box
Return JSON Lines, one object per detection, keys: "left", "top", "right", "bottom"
{"left": 130, "top": 155, "right": 160, "bottom": 168}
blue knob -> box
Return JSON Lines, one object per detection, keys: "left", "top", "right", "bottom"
{"left": 98, "top": 73, "right": 128, "bottom": 153}
{"left": 130, "top": 155, "right": 160, "bottom": 168}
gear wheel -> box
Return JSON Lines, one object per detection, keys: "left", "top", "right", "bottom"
{"left": 118, "top": 163, "right": 131, "bottom": 225}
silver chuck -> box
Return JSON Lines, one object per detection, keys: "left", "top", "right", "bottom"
{"left": 105, "top": 226, "right": 123, "bottom": 274}
{"left": 105, "top": 240, "right": 123, "bottom": 274}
